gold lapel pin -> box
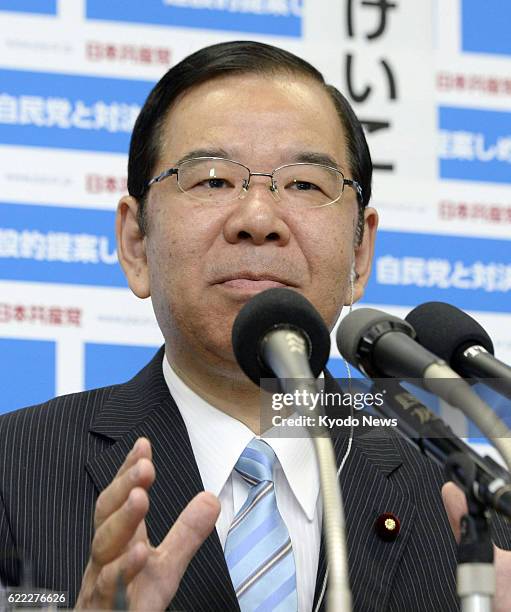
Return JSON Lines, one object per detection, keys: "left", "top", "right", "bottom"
{"left": 375, "top": 512, "right": 401, "bottom": 541}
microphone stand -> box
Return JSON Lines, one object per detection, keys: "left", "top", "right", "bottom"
{"left": 445, "top": 453, "right": 495, "bottom": 612}
{"left": 262, "top": 330, "right": 352, "bottom": 612}
{"left": 282, "top": 377, "right": 351, "bottom": 612}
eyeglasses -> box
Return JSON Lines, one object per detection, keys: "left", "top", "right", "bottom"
{"left": 147, "top": 157, "right": 363, "bottom": 209}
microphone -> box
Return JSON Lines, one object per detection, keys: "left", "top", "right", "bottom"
{"left": 232, "top": 288, "right": 351, "bottom": 612}
{"left": 361, "top": 377, "right": 511, "bottom": 518}
{"left": 337, "top": 307, "right": 511, "bottom": 471}
{"left": 336, "top": 307, "right": 458, "bottom": 383}
{"left": 232, "top": 287, "right": 331, "bottom": 385}
{"left": 406, "top": 302, "right": 511, "bottom": 398}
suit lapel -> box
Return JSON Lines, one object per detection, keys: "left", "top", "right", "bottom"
{"left": 312, "top": 374, "right": 417, "bottom": 612}
{"left": 85, "top": 348, "right": 240, "bottom": 612}
{"left": 83, "top": 351, "right": 417, "bottom": 611}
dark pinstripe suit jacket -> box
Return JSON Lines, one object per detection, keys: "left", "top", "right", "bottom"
{"left": 1, "top": 347, "right": 509, "bottom": 610}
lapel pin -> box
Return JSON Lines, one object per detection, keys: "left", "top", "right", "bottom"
{"left": 375, "top": 512, "right": 400, "bottom": 541}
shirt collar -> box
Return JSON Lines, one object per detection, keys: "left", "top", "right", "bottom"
{"left": 162, "top": 354, "right": 320, "bottom": 521}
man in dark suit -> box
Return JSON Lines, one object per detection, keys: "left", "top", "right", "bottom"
{"left": 1, "top": 41, "right": 510, "bottom": 611}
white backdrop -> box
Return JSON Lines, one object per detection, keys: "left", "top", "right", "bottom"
{"left": 0, "top": 0, "right": 510, "bottom": 449}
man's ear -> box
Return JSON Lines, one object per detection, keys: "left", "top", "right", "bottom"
{"left": 348, "top": 206, "right": 379, "bottom": 304}
{"left": 116, "top": 195, "right": 150, "bottom": 298}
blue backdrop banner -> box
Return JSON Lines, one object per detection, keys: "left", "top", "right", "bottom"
{"left": 439, "top": 106, "right": 511, "bottom": 185}
{"left": 0, "top": 338, "right": 55, "bottom": 414}
{"left": 0, "top": 202, "right": 126, "bottom": 287}
{"left": 0, "top": 69, "right": 154, "bottom": 154}
{"left": 0, "top": 0, "right": 57, "bottom": 15}
{"left": 366, "top": 230, "right": 510, "bottom": 312}
{"left": 86, "top": 0, "right": 303, "bottom": 37}
{"left": 462, "top": 0, "right": 511, "bottom": 56}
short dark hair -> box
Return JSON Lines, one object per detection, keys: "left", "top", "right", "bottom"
{"left": 128, "top": 40, "right": 372, "bottom": 239}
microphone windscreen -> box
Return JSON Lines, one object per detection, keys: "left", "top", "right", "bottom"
{"left": 336, "top": 307, "right": 415, "bottom": 366}
{"left": 231, "top": 288, "right": 330, "bottom": 386}
{"left": 405, "top": 302, "right": 494, "bottom": 369}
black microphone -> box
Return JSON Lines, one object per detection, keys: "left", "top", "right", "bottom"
{"left": 364, "top": 377, "right": 511, "bottom": 518}
{"left": 231, "top": 287, "right": 331, "bottom": 385}
{"left": 232, "top": 288, "right": 352, "bottom": 610}
{"left": 406, "top": 302, "right": 511, "bottom": 398}
{"left": 336, "top": 307, "right": 457, "bottom": 381}
{"left": 338, "top": 306, "right": 511, "bottom": 477}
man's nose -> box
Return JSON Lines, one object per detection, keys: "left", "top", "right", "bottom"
{"left": 222, "top": 180, "right": 291, "bottom": 246}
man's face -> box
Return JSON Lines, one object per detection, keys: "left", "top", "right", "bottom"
{"left": 119, "top": 73, "right": 377, "bottom": 370}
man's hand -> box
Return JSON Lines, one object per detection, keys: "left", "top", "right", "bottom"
{"left": 442, "top": 481, "right": 511, "bottom": 612}
{"left": 75, "top": 437, "right": 220, "bottom": 611}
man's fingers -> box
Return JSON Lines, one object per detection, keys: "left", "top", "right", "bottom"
{"left": 96, "top": 541, "right": 150, "bottom": 601}
{"left": 95, "top": 447, "right": 155, "bottom": 528}
{"left": 159, "top": 492, "right": 220, "bottom": 584}
{"left": 91, "top": 487, "right": 150, "bottom": 567}
{"left": 442, "top": 481, "right": 468, "bottom": 543}
{"left": 77, "top": 541, "right": 149, "bottom": 610}
{"left": 76, "top": 439, "right": 153, "bottom": 610}
{"left": 118, "top": 438, "right": 152, "bottom": 479}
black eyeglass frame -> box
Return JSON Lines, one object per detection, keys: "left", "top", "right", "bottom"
{"left": 146, "top": 156, "right": 364, "bottom": 206}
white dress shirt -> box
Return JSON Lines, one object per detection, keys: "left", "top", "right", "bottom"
{"left": 163, "top": 355, "right": 322, "bottom": 612}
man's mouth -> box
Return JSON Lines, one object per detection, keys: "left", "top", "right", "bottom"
{"left": 214, "top": 273, "right": 296, "bottom": 294}
{"left": 221, "top": 278, "right": 288, "bottom": 290}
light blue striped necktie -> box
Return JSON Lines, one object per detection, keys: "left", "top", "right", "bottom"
{"left": 225, "top": 438, "right": 298, "bottom": 612}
